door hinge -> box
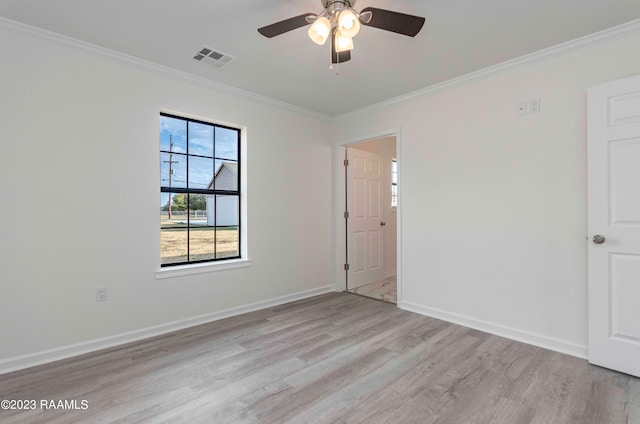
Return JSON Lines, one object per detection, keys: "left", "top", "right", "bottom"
{"left": 344, "top": 211, "right": 349, "bottom": 219}
{"left": 344, "top": 263, "right": 350, "bottom": 271}
{"left": 344, "top": 159, "right": 349, "bottom": 166}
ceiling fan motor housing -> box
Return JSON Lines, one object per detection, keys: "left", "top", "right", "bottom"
{"left": 322, "top": 0, "right": 355, "bottom": 9}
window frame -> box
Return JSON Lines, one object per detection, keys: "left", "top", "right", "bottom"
{"left": 391, "top": 158, "right": 398, "bottom": 209}
{"left": 159, "top": 112, "right": 242, "bottom": 268}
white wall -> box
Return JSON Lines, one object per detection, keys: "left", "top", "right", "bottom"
{"left": 334, "top": 34, "right": 640, "bottom": 356}
{"left": 0, "top": 28, "right": 334, "bottom": 369}
{"left": 350, "top": 137, "right": 397, "bottom": 277}
{"left": 4, "top": 20, "right": 640, "bottom": 371}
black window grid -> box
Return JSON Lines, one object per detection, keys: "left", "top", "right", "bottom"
{"left": 160, "top": 112, "right": 241, "bottom": 266}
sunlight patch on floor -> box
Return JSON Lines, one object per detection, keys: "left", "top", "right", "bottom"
{"left": 348, "top": 275, "right": 396, "bottom": 304}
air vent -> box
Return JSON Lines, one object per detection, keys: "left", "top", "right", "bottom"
{"left": 193, "top": 47, "right": 236, "bottom": 70}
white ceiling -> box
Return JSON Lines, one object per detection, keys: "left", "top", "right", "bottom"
{"left": 2, "top": 0, "right": 640, "bottom": 116}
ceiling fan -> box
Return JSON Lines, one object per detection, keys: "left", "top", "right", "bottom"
{"left": 258, "top": 0, "right": 425, "bottom": 66}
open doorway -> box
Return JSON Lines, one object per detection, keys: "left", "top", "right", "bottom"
{"left": 343, "top": 136, "right": 397, "bottom": 303}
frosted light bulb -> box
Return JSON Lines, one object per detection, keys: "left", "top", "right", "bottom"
{"left": 308, "top": 17, "right": 331, "bottom": 45}
{"left": 338, "top": 9, "right": 360, "bottom": 38}
{"left": 335, "top": 31, "right": 354, "bottom": 53}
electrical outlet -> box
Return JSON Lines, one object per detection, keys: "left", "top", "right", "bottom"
{"left": 528, "top": 98, "right": 541, "bottom": 114}
{"left": 96, "top": 286, "right": 108, "bottom": 302}
{"left": 517, "top": 101, "right": 527, "bottom": 116}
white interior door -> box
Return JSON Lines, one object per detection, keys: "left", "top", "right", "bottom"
{"left": 588, "top": 74, "right": 640, "bottom": 378}
{"left": 347, "top": 147, "right": 383, "bottom": 289}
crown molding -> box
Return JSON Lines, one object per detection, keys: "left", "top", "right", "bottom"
{"left": 0, "top": 16, "right": 332, "bottom": 122}
{"left": 337, "top": 18, "right": 640, "bottom": 121}
{"left": 2, "top": 15, "right": 640, "bottom": 122}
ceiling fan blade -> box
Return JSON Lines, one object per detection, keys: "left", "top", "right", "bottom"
{"left": 331, "top": 48, "right": 351, "bottom": 64}
{"left": 360, "top": 7, "right": 425, "bottom": 37}
{"left": 331, "top": 29, "right": 352, "bottom": 64}
{"left": 258, "top": 13, "right": 316, "bottom": 38}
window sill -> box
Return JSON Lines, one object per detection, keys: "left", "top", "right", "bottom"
{"left": 155, "top": 258, "right": 252, "bottom": 280}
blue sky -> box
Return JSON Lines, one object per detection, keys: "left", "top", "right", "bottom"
{"left": 160, "top": 115, "right": 238, "bottom": 192}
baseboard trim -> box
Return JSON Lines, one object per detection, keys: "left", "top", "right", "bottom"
{"left": 399, "top": 301, "right": 588, "bottom": 359}
{"left": 384, "top": 270, "right": 397, "bottom": 279}
{"left": 0, "top": 285, "right": 335, "bottom": 375}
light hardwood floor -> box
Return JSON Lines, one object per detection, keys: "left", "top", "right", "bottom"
{"left": 1, "top": 292, "right": 638, "bottom": 423}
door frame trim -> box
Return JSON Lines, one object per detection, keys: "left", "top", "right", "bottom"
{"left": 334, "top": 128, "right": 403, "bottom": 306}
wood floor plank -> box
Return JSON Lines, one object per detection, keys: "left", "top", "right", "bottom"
{"left": 278, "top": 327, "right": 474, "bottom": 424}
{"left": 0, "top": 292, "right": 638, "bottom": 423}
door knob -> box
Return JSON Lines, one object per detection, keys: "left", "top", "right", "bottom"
{"left": 592, "top": 235, "right": 605, "bottom": 244}
{"left": 380, "top": 221, "right": 386, "bottom": 227}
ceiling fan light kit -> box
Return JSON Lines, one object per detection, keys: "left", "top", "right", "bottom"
{"left": 308, "top": 16, "right": 331, "bottom": 45}
{"left": 258, "top": 0, "right": 425, "bottom": 66}
{"left": 336, "top": 9, "right": 361, "bottom": 38}
{"left": 306, "top": 1, "right": 361, "bottom": 52}
{"left": 334, "top": 30, "right": 354, "bottom": 52}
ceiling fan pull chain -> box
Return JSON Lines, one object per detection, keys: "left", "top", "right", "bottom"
{"left": 329, "top": 57, "right": 340, "bottom": 75}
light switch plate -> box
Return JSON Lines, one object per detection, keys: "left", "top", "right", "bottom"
{"left": 96, "top": 286, "right": 108, "bottom": 302}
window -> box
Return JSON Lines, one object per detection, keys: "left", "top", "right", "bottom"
{"left": 160, "top": 113, "right": 241, "bottom": 266}
{"left": 391, "top": 159, "right": 398, "bottom": 208}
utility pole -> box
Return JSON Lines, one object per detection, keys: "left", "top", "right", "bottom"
{"left": 162, "top": 135, "right": 179, "bottom": 219}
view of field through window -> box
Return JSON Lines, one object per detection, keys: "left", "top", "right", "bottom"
{"left": 160, "top": 114, "right": 241, "bottom": 265}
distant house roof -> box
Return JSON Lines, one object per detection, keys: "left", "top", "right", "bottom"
{"left": 207, "top": 161, "right": 238, "bottom": 190}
